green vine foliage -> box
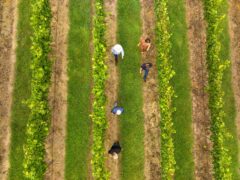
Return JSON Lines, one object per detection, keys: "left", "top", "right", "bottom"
{"left": 91, "top": 0, "right": 109, "bottom": 179}
{"left": 154, "top": 0, "right": 176, "bottom": 179}
{"left": 203, "top": 0, "right": 232, "bottom": 179}
{"left": 23, "top": 0, "right": 52, "bottom": 179}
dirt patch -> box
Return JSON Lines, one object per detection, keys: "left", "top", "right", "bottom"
{"left": 104, "top": 0, "right": 120, "bottom": 179}
{"left": 140, "top": 0, "right": 161, "bottom": 179}
{"left": 0, "top": 0, "right": 18, "bottom": 178}
{"left": 44, "top": 0, "right": 69, "bottom": 179}
{"left": 228, "top": 0, "right": 240, "bottom": 171}
{"left": 185, "top": 0, "right": 213, "bottom": 179}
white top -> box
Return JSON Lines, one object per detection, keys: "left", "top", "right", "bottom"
{"left": 116, "top": 110, "right": 122, "bottom": 115}
{"left": 113, "top": 153, "right": 118, "bottom": 160}
{"left": 111, "top": 44, "right": 124, "bottom": 58}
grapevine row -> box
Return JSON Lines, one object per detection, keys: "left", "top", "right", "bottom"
{"left": 23, "top": 0, "right": 52, "bottom": 179}
{"left": 91, "top": 0, "right": 109, "bottom": 179}
{"left": 154, "top": 0, "right": 176, "bottom": 179}
{"left": 203, "top": 0, "right": 232, "bottom": 179}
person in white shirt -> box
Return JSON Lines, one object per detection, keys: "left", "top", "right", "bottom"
{"left": 111, "top": 44, "right": 124, "bottom": 65}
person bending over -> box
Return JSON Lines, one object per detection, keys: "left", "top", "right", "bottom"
{"left": 138, "top": 37, "right": 151, "bottom": 53}
{"left": 108, "top": 141, "right": 122, "bottom": 160}
{"left": 140, "top": 63, "right": 153, "bottom": 82}
{"left": 111, "top": 44, "right": 124, "bottom": 65}
{"left": 111, "top": 101, "right": 124, "bottom": 115}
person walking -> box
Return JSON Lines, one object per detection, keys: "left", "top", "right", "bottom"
{"left": 138, "top": 37, "right": 151, "bottom": 53}
{"left": 111, "top": 44, "right": 124, "bottom": 65}
{"left": 108, "top": 141, "right": 122, "bottom": 160}
{"left": 111, "top": 101, "right": 124, "bottom": 115}
{"left": 140, "top": 63, "right": 153, "bottom": 82}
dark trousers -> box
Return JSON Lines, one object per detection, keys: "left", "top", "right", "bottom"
{"left": 143, "top": 69, "right": 149, "bottom": 81}
{"left": 114, "top": 54, "right": 118, "bottom": 65}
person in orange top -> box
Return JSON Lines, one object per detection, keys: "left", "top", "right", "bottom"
{"left": 138, "top": 37, "right": 151, "bottom": 53}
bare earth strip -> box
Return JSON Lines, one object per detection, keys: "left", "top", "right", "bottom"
{"left": 185, "top": 0, "right": 213, "bottom": 179}
{"left": 45, "top": 0, "right": 69, "bottom": 179}
{"left": 229, "top": 0, "right": 240, "bottom": 170}
{"left": 0, "top": 0, "right": 18, "bottom": 179}
{"left": 104, "top": 0, "right": 120, "bottom": 179}
{"left": 140, "top": 0, "right": 161, "bottom": 179}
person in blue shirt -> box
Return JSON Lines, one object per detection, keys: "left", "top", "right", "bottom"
{"left": 111, "top": 101, "right": 124, "bottom": 115}
{"left": 140, "top": 62, "right": 153, "bottom": 82}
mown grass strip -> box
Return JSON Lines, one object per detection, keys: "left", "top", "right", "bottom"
{"left": 154, "top": 0, "right": 176, "bottom": 179}
{"left": 22, "top": 0, "right": 52, "bottom": 179}
{"left": 91, "top": 0, "right": 108, "bottom": 179}
{"left": 168, "top": 0, "right": 194, "bottom": 179}
{"left": 117, "top": 0, "right": 144, "bottom": 179}
{"left": 203, "top": 0, "right": 236, "bottom": 179}
{"left": 9, "top": 0, "right": 32, "bottom": 179}
{"left": 64, "top": 0, "right": 92, "bottom": 179}
{"left": 220, "top": 1, "right": 239, "bottom": 179}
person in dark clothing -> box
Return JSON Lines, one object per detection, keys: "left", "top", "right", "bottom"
{"left": 140, "top": 63, "right": 153, "bottom": 82}
{"left": 111, "top": 101, "right": 124, "bottom": 115}
{"left": 108, "top": 141, "right": 122, "bottom": 159}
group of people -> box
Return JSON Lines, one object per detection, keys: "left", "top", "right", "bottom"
{"left": 108, "top": 101, "right": 123, "bottom": 159}
{"left": 108, "top": 36, "right": 152, "bottom": 159}
{"left": 111, "top": 36, "right": 152, "bottom": 82}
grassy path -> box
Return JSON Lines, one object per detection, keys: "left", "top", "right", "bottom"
{"left": 0, "top": 0, "right": 18, "bottom": 178}
{"left": 117, "top": 0, "right": 144, "bottom": 179}
{"left": 185, "top": 0, "right": 212, "bottom": 179}
{"left": 64, "top": 0, "right": 92, "bottom": 179}
{"left": 168, "top": 0, "right": 194, "bottom": 179}
{"left": 229, "top": 0, "right": 240, "bottom": 178}
{"left": 8, "top": 0, "right": 31, "bottom": 179}
{"left": 140, "top": 0, "right": 161, "bottom": 179}
{"left": 221, "top": 1, "right": 239, "bottom": 179}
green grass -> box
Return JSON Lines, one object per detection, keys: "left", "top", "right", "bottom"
{"left": 64, "top": 0, "right": 92, "bottom": 179}
{"left": 220, "top": 2, "right": 239, "bottom": 179}
{"left": 117, "top": 0, "right": 144, "bottom": 179}
{"left": 168, "top": 0, "right": 194, "bottom": 179}
{"left": 8, "top": 0, "right": 32, "bottom": 179}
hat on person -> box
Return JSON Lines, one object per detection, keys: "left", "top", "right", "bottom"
{"left": 116, "top": 109, "right": 122, "bottom": 115}
{"left": 113, "top": 153, "right": 118, "bottom": 160}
